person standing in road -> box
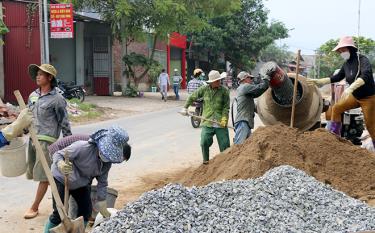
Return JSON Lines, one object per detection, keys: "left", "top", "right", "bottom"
{"left": 158, "top": 68, "right": 170, "bottom": 102}
{"left": 233, "top": 71, "right": 270, "bottom": 144}
{"left": 180, "top": 70, "right": 230, "bottom": 164}
{"left": 24, "top": 64, "right": 72, "bottom": 219}
{"left": 172, "top": 68, "right": 182, "bottom": 100}
{"left": 307, "top": 36, "right": 375, "bottom": 149}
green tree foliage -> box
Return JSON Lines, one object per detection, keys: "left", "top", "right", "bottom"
{"left": 317, "top": 36, "right": 375, "bottom": 78}
{"left": 259, "top": 43, "right": 293, "bottom": 66}
{"left": 73, "top": 0, "right": 240, "bottom": 87}
{"left": 190, "top": 0, "right": 289, "bottom": 71}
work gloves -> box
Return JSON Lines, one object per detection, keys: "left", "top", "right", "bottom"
{"left": 220, "top": 116, "right": 228, "bottom": 128}
{"left": 341, "top": 78, "right": 365, "bottom": 101}
{"left": 97, "top": 200, "right": 111, "bottom": 218}
{"left": 179, "top": 108, "right": 188, "bottom": 116}
{"left": 306, "top": 77, "right": 331, "bottom": 87}
{"left": 2, "top": 108, "right": 33, "bottom": 141}
{"left": 57, "top": 160, "right": 73, "bottom": 175}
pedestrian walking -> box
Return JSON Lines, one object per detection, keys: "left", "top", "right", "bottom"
{"left": 180, "top": 70, "right": 230, "bottom": 164}
{"left": 158, "top": 69, "right": 170, "bottom": 102}
{"left": 24, "top": 64, "right": 72, "bottom": 219}
{"left": 233, "top": 71, "right": 270, "bottom": 144}
{"left": 172, "top": 68, "right": 182, "bottom": 100}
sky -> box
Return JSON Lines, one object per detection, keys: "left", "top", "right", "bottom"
{"left": 263, "top": 0, "right": 375, "bottom": 55}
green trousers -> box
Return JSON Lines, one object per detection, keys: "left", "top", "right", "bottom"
{"left": 200, "top": 126, "right": 230, "bottom": 162}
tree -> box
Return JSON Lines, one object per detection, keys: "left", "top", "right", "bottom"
{"left": 317, "top": 36, "right": 375, "bottom": 78}
{"left": 259, "top": 43, "right": 293, "bottom": 66}
{"left": 189, "top": 0, "right": 289, "bottom": 72}
{"left": 73, "top": 0, "right": 241, "bottom": 88}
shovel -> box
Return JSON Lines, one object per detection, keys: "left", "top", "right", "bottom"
{"left": 14, "top": 90, "right": 84, "bottom": 233}
{"left": 179, "top": 111, "right": 235, "bottom": 129}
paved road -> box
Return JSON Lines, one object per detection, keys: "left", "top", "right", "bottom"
{"left": 0, "top": 105, "right": 241, "bottom": 232}
{"left": 0, "top": 99, "right": 263, "bottom": 233}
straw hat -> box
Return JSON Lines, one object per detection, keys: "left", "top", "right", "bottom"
{"left": 206, "top": 70, "right": 224, "bottom": 83}
{"left": 28, "top": 64, "right": 57, "bottom": 80}
{"left": 332, "top": 36, "right": 357, "bottom": 51}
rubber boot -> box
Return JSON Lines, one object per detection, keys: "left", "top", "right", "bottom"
{"left": 329, "top": 121, "right": 342, "bottom": 136}
{"left": 43, "top": 219, "right": 58, "bottom": 233}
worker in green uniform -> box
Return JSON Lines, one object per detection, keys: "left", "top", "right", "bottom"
{"left": 180, "top": 70, "right": 230, "bottom": 164}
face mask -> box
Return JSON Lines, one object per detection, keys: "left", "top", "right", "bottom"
{"left": 340, "top": 51, "right": 350, "bottom": 60}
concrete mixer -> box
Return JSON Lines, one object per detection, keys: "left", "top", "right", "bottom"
{"left": 256, "top": 62, "right": 364, "bottom": 145}
{"left": 257, "top": 62, "right": 323, "bottom": 131}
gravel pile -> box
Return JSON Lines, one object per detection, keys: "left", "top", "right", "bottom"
{"left": 93, "top": 166, "right": 375, "bottom": 233}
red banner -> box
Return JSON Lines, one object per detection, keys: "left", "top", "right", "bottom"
{"left": 50, "top": 3, "right": 74, "bottom": 39}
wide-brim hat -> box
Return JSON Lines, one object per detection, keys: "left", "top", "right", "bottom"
{"left": 28, "top": 64, "right": 57, "bottom": 86}
{"left": 206, "top": 70, "right": 224, "bottom": 83}
{"left": 332, "top": 36, "right": 357, "bottom": 51}
{"left": 90, "top": 125, "right": 129, "bottom": 163}
{"left": 237, "top": 71, "right": 254, "bottom": 81}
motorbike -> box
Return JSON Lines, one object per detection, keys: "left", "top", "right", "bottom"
{"left": 341, "top": 108, "right": 364, "bottom": 145}
{"left": 57, "top": 79, "right": 86, "bottom": 102}
{"left": 190, "top": 99, "right": 203, "bottom": 128}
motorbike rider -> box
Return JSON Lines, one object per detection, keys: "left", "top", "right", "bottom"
{"left": 187, "top": 68, "right": 205, "bottom": 94}
{"left": 307, "top": 36, "right": 375, "bottom": 149}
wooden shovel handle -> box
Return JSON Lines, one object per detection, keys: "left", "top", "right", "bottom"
{"left": 14, "top": 90, "right": 72, "bottom": 229}
{"left": 64, "top": 151, "right": 69, "bottom": 214}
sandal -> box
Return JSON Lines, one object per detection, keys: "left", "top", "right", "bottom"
{"left": 24, "top": 209, "right": 38, "bottom": 219}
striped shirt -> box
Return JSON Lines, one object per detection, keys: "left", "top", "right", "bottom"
{"left": 187, "top": 78, "right": 204, "bottom": 94}
{"left": 48, "top": 134, "right": 90, "bottom": 156}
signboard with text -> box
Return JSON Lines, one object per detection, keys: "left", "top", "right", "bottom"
{"left": 50, "top": 3, "right": 74, "bottom": 39}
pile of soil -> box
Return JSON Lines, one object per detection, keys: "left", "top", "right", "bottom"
{"left": 180, "top": 124, "right": 375, "bottom": 202}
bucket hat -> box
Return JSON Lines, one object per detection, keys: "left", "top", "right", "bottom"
{"left": 237, "top": 71, "right": 254, "bottom": 81}
{"left": 206, "top": 70, "right": 224, "bottom": 83}
{"left": 90, "top": 125, "right": 129, "bottom": 163}
{"left": 332, "top": 36, "right": 357, "bottom": 51}
{"left": 28, "top": 64, "right": 57, "bottom": 86}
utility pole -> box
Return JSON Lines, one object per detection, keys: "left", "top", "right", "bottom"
{"left": 43, "top": 0, "right": 49, "bottom": 63}
{"left": 38, "top": 0, "right": 45, "bottom": 63}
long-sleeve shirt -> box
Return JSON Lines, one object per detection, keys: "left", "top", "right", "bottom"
{"left": 28, "top": 88, "right": 71, "bottom": 142}
{"left": 234, "top": 79, "right": 269, "bottom": 128}
{"left": 51, "top": 141, "right": 111, "bottom": 201}
{"left": 48, "top": 134, "right": 90, "bottom": 156}
{"left": 158, "top": 72, "right": 170, "bottom": 86}
{"left": 184, "top": 85, "right": 230, "bottom": 127}
{"left": 330, "top": 54, "right": 375, "bottom": 99}
{"left": 187, "top": 78, "right": 204, "bottom": 94}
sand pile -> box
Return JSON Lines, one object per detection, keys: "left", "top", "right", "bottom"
{"left": 181, "top": 124, "right": 375, "bottom": 202}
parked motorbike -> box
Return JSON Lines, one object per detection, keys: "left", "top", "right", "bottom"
{"left": 57, "top": 79, "right": 86, "bottom": 102}
{"left": 190, "top": 99, "right": 203, "bottom": 128}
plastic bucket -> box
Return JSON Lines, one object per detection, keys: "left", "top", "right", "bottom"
{"left": 151, "top": 86, "right": 157, "bottom": 93}
{"left": 69, "top": 185, "right": 118, "bottom": 218}
{"left": 0, "top": 137, "right": 27, "bottom": 177}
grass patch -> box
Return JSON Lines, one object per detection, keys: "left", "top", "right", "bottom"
{"left": 68, "top": 99, "right": 102, "bottom": 122}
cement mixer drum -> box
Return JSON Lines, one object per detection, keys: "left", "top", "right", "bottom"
{"left": 257, "top": 73, "right": 323, "bottom": 131}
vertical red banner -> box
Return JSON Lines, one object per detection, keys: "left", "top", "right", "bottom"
{"left": 50, "top": 3, "right": 74, "bottom": 39}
